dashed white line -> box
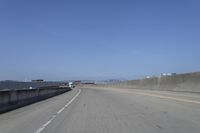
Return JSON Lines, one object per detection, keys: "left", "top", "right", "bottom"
{"left": 57, "top": 107, "right": 65, "bottom": 114}
{"left": 34, "top": 89, "right": 81, "bottom": 133}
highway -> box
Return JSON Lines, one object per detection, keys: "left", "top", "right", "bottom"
{"left": 0, "top": 87, "right": 200, "bottom": 133}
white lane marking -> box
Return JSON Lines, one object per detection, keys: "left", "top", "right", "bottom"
{"left": 57, "top": 107, "right": 65, "bottom": 114}
{"left": 34, "top": 89, "right": 81, "bottom": 133}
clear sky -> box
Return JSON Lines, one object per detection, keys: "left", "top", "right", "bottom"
{"left": 0, "top": 0, "right": 200, "bottom": 81}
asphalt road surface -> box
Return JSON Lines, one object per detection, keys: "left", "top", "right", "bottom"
{"left": 0, "top": 87, "right": 200, "bottom": 133}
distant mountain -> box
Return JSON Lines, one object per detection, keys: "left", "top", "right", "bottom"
{"left": 95, "top": 79, "right": 127, "bottom": 84}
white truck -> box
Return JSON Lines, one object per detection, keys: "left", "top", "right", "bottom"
{"left": 68, "top": 82, "right": 75, "bottom": 88}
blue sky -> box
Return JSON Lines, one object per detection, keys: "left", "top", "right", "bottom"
{"left": 0, "top": 0, "right": 200, "bottom": 81}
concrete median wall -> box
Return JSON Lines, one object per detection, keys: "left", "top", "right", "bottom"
{"left": 94, "top": 72, "right": 200, "bottom": 93}
{"left": 0, "top": 87, "right": 71, "bottom": 114}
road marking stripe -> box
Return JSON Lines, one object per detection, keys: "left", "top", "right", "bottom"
{"left": 120, "top": 90, "right": 200, "bottom": 104}
{"left": 57, "top": 107, "right": 65, "bottom": 114}
{"left": 34, "top": 89, "right": 81, "bottom": 133}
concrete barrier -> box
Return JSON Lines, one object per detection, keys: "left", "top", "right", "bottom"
{"left": 0, "top": 86, "right": 71, "bottom": 114}
{"left": 93, "top": 72, "right": 200, "bottom": 93}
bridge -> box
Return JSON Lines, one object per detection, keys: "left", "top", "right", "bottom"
{"left": 0, "top": 72, "right": 200, "bottom": 133}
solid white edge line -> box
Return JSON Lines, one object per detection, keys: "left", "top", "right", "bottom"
{"left": 34, "top": 89, "right": 81, "bottom": 133}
